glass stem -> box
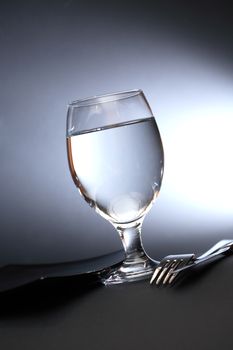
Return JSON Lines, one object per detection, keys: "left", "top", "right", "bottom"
{"left": 117, "top": 223, "right": 146, "bottom": 261}
{"left": 102, "top": 222, "right": 156, "bottom": 284}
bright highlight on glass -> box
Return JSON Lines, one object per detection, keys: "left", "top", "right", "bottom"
{"left": 66, "top": 89, "right": 164, "bottom": 284}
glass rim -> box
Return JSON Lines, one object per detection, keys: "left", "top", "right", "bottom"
{"left": 68, "top": 89, "right": 143, "bottom": 107}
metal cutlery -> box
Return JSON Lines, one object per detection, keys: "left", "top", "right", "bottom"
{"left": 150, "top": 239, "right": 233, "bottom": 286}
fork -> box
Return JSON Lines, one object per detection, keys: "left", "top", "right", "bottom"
{"left": 150, "top": 239, "right": 233, "bottom": 286}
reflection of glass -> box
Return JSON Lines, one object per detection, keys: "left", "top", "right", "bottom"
{"left": 66, "top": 89, "right": 164, "bottom": 284}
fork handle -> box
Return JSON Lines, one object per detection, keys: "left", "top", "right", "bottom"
{"left": 174, "top": 244, "right": 233, "bottom": 274}
{"left": 197, "top": 239, "right": 233, "bottom": 260}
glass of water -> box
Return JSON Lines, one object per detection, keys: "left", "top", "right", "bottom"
{"left": 66, "top": 89, "right": 164, "bottom": 285}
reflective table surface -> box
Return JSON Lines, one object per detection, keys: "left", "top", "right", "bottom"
{"left": 0, "top": 252, "right": 233, "bottom": 350}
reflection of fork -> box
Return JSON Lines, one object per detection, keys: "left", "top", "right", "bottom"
{"left": 150, "top": 239, "right": 233, "bottom": 286}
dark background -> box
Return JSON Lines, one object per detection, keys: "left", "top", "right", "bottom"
{"left": 0, "top": 1, "right": 233, "bottom": 349}
{"left": 0, "top": 0, "right": 233, "bottom": 265}
{"left": 1, "top": 0, "right": 233, "bottom": 266}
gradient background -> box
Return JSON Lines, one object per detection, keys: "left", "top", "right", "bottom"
{"left": 1, "top": 0, "right": 233, "bottom": 266}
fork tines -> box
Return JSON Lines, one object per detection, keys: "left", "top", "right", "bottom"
{"left": 150, "top": 254, "right": 195, "bottom": 286}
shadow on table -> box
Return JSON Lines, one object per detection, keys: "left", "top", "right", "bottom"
{"left": 0, "top": 250, "right": 125, "bottom": 319}
{"left": 0, "top": 273, "right": 102, "bottom": 319}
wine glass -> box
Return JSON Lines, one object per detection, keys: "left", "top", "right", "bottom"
{"left": 66, "top": 89, "right": 164, "bottom": 285}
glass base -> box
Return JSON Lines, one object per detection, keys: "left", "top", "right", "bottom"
{"left": 101, "top": 254, "right": 157, "bottom": 285}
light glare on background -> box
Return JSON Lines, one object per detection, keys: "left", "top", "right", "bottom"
{"left": 166, "top": 107, "right": 233, "bottom": 215}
